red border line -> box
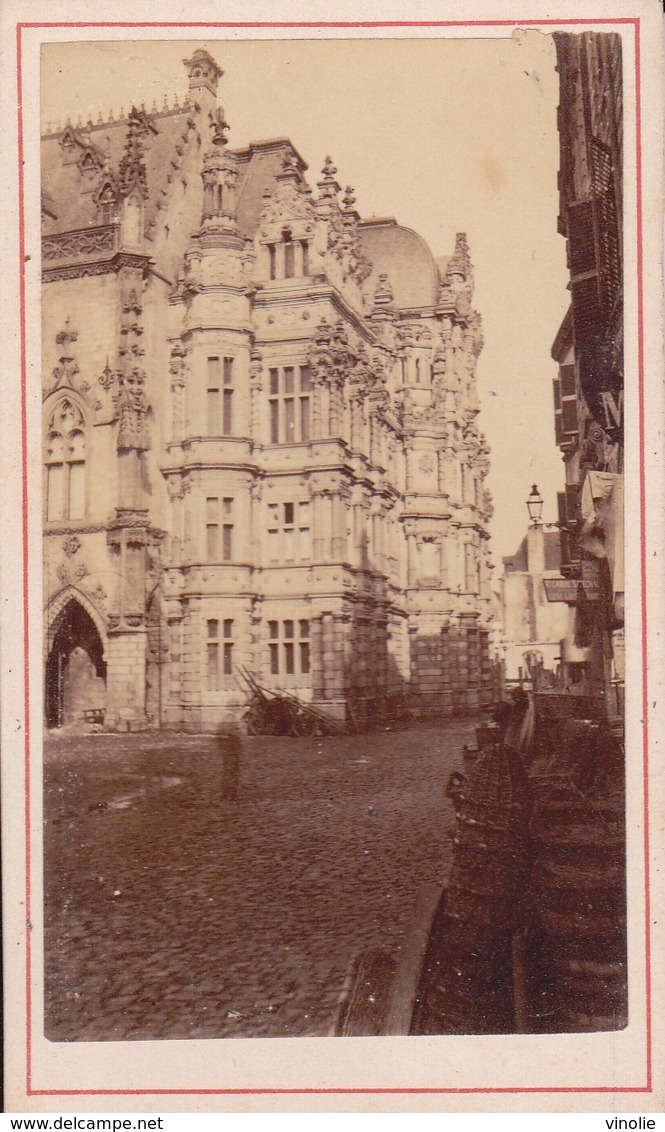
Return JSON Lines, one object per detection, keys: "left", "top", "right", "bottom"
{"left": 21, "top": 16, "right": 650, "bottom": 1097}
{"left": 25, "top": 1086, "right": 655, "bottom": 1097}
{"left": 16, "top": 17, "right": 33, "bottom": 1101}
{"left": 634, "top": 15, "right": 652, "bottom": 1095}
{"left": 19, "top": 18, "right": 641, "bottom": 28}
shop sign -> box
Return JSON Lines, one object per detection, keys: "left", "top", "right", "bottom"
{"left": 543, "top": 576, "right": 600, "bottom": 603}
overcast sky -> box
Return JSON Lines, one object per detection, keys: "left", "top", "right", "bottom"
{"left": 41, "top": 34, "right": 571, "bottom": 564}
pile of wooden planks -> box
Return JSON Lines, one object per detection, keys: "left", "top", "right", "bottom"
{"left": 237, "top": 667, "right": 348, "bottom": 737}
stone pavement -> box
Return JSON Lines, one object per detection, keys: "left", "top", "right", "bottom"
{"left": 43, "top": 717, "right": 478, "bottom": 1042}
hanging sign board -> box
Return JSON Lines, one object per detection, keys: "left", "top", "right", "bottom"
{"left": 543, "top": 576, "right": 600, "bottom": 603}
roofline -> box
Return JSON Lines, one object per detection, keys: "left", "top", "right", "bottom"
{"left": 551, "top": 304, "right": 574, "bottom": 361}
{"left": 358, "top": 217, "right": 397, "bottom": 229}
{"left": 231, "top": 137, "right": 308, "bottom": 172}
{"left": 41, "top": 102, "right": 190, "bottom": 142}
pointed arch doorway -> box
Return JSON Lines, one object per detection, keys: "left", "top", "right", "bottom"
{"left": 45, "top": 597, "right": 107, "bottom": 728}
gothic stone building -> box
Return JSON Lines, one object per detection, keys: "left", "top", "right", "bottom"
{"left": 42, "top": 49, "right": 493, "bottom": 731}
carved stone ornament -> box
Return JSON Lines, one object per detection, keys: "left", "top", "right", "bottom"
{"left": 98, "top": 362, "right": 115, "bottom": 391}
{"left": 56, "top": 559, "right": 88, "bottom": 586}
{"left": 308, "top": 318, "right": 358, "bottom": 387}
{"left": 42, "top": 251, "right": 151, "bottom": 285}
{"left": 438, "top": 232, "right": 477, "bottom": 318}
{"left": 169, "top": 343, "right": 186, "bottom": 386}
{"left": 372, "top": 273, "right": 394, "bottom": 311}
{"left": 45, "top": 319, "right": 96, "bottom": 403}
{"left": 249, "top": 348, "right": 263, "bottom": 386}
{"left": 89, "top": 584, "right": 108, "bottom": 607}
{"left": 209, "top": 105, "right": 230, "bottom": 148}
{"left": 325, "top": 199, "right": 372, "bottom": 285}
{"left": 118, "top": 108, "right": 155, "bottom": 200}
{"left": 42, "top": 225, "right": 118, "bottom": 264}
{"left": 63, "top": 535, "right": 81, "bottom": 557}
{"left": 259, "top": 179, "right": 317, "bottom": 231}
{"left": 113, "top": 369, "right": 151, "bottom": 451}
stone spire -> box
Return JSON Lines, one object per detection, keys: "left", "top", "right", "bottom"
{"left": 315, "top": 156, "right": 341, "bottom": 216}
{"left": 200, "top": 105, "right": 239, "bottom": 232}
{"left": 448, "top": 232, "right": 471, "bottom": 279}
{"left": 439, "top": 232, "right": 474, "bottom": 317}
{"left": 118, "top": 108, "right": 149, "bottom": 199}
{"left": 183, "top": 49, "right": 224, "bottom": 98}
{"left": 370, "top": 273, "right": 395, "bottom": 319}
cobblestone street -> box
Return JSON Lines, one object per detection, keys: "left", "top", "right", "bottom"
{"left": 44, "top": 717, "right": 478, "bottom": 1042}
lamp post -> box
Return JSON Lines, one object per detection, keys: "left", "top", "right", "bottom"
{"left": 527, "top": 484, "right": 544, "bottom": 527}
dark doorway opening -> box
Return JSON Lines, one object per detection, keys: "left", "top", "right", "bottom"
{"left": 45, "top": 599, "right": 106, "bottom": 728}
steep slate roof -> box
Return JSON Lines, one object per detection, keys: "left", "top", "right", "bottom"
{"left": 503, "top": 531, "right": 562, "bottom": 574}
{"left": 41, "top": 106, "right": 194, "bottom": 236}
{"left": 42, "top": 105, "right": 447, "bottom": 321}
{"left": 232, "top": 139, "right": 309, "bottom": 241}
{"left": 42, "top": 109, "right": 309, "bottom": 245}
{"left": 359, "top": 218, "right": 439, "bottom": 311}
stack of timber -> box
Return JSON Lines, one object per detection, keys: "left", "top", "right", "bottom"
{"left": 238, "top": 668, "right": 348, "bottom": 737}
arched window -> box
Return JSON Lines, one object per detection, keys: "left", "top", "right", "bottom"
{"left": 45, "top": 398, "right": 86, "bottom": 521}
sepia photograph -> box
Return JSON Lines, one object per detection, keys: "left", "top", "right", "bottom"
{"left": 2, "top": 2, "right": 663, "bottom": 1109}
{"left": 39, "top": 28, "right": 627, "bottom": 1041}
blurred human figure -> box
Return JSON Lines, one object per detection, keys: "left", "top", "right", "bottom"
{"left": 217, "top": 723, "right": 242, "bottom": 801}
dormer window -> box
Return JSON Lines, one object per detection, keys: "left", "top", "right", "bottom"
{"left": 60, "top": 126, "right": 78, "bottom": 150}
{"left": 94, "top": 180, "right": 119, "bottom": 225}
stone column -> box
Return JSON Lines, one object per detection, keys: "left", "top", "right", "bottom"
{"left": 319, "top": 384, "right": 330, "bottom": 438}
{"left": 312, "top": 491, "right": 325, "bottom": 561}
{"left": 440, "top": 623, "right": 452, "bottom": 713}
{"left": 105, "top": 627, "right": 148, "bottom": 729}
{"left": 322, "top": 492, "right": 334, "bottom": 561}
{"left": 349, "top": 399, "right": 361, "bottom": 450}
{"left": 310, "top": 615, "right": 325, "bottom": 699}
{"left": 329, "top": 381, "right": 343, "bottom": 436}
{"left": 406, "top": 529, "right": 417, "bottom": 588}
{"left": 250, "top": 480, "right": 263, "bottom": 568}
{"left": 371, "top": 503, "right": 384, "bottom": 574}
{"left": 331, "top": 492, "right": 347, "bottom": 560}
{"left": 249, "top": 351, "right": 263, "bottom": 439}
{"left": 321, "top": 612, "right": 335, "bottom": 699}
{"left": 438, "top": 535, "right": 449, "bottom": 591}
{"left": 312, "top": 382, "right": 323, "bottom": 440}
{"left": 164, "top": 613, "right": 183, "bottom": 725}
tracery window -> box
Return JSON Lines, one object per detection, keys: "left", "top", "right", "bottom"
{"left": 268, "top": 365, "right": 311, "bottom": 443}
{"left": 45, "top": 399, "right": 86, "bottom": 521}
{"left": 268, "top": 619, "right": 310, "bottom": 676}
{"left": 207, "top": 617, "right": 234, "bottom": 688}
{"left": 266, "top": 501, "right": 311, "bottom": 563}
{"left": 207, "top": 355, "right": 234, "bottom": 435}
{"left": 206, "top": 496, "right": 234, "bottom": 561}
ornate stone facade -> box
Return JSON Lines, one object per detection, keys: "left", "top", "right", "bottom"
{"left": 42, "top": 50, "right": 494, "bottom": 731}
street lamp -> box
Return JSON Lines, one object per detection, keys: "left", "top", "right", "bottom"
{"left": 527, "top": 484, "right": 544, "bottom": 527}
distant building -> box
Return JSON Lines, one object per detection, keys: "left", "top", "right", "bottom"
{"left": 498, "top": 524, "right": 571, "bottom": 682}
{"left": 42, "top": 49, "right": 494, "bottom": 732}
